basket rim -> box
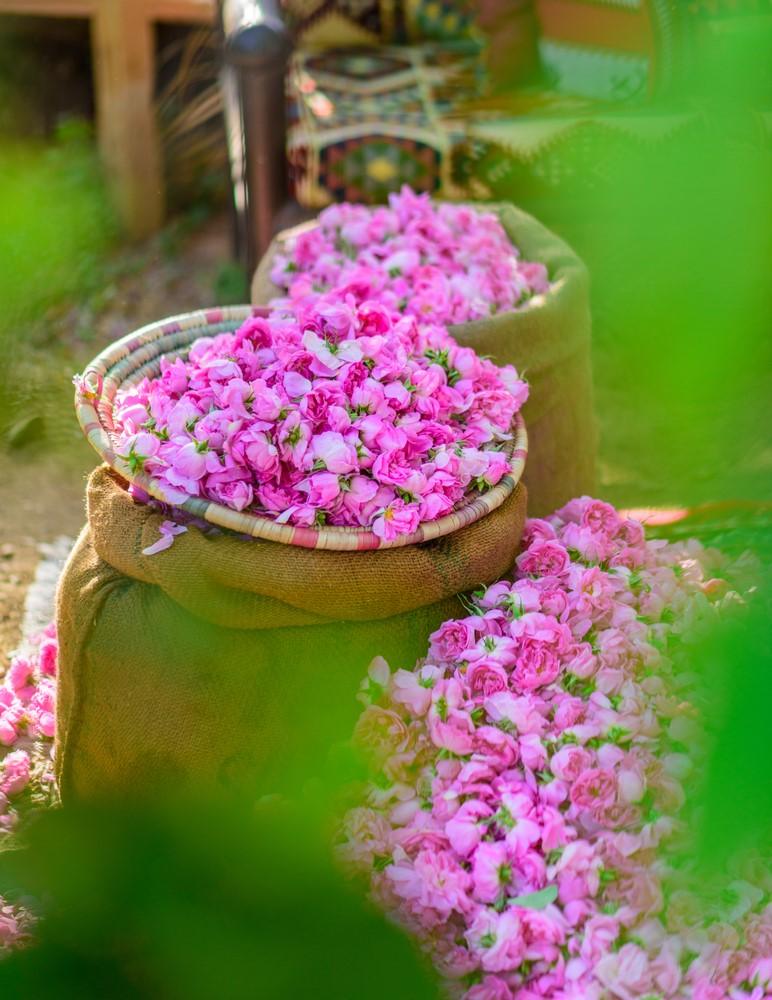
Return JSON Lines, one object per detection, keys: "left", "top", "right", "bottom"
{"left": 75, "top": 306, "right": 528, "bottom": 551}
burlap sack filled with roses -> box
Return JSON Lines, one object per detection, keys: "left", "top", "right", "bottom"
{"left": 253, "top": 203, "right": 596, "bottom": 516}
{"left": 55, "top": 467, "right": 526, "bottom": 800}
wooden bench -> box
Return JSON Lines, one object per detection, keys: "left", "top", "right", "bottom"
{"left": 0, "top": 0, "right": 215, "bottom": 237}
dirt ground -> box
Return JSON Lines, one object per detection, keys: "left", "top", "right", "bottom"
{"left": 0, "top": 211, "right": 233, "bottom": 663}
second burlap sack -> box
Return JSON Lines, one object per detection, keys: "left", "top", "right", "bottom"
{"left": 252, "top": 202, "right": 596, "bottom": 516}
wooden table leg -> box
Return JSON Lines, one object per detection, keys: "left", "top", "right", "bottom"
{"left": 91, "top": 0, "right": 164, "bottom": 238}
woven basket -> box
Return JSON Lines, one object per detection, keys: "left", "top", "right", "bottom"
{"left": 75, "top": 306, "right": 528, "bottom": 551}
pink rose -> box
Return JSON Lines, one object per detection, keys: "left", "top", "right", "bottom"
{"left": 580, "top": 914, "right": 620, "bottom": 965}
{"left": 595, "top": 943, "right": 654, "bottom": 1000}
{"left": 391, "top": 666, "right": 440, "bottom": 717}
{"left": 0, "top": 749, "right": 31, "bottom": 796}
{"left": 445, "top": 799, "right": 493, "bottom": 857}
{"left": 311, "top": 431, "right": 358, "bottom": 475}
{"left": 388, "top": 848, "right": 472, "bottom": 922}
{"left": 208, "top": 478, "right": 254, "bottom": 512}
{"left": 372, "top": 499, "right": 421, "bottom": 542}
{"left": 580, "top": 499, "right": 619, "bottom": 537}
{"left": 550, "top": 746, "right": 593, "bottom": 783}
{"left": 430, "top": 619, "right": 477, "bottom": 663}
{"left": 512, "top": 639, "right": 561, "bottom": 691}
{"left": 466, "top": 908, "right": 526, "bottom": 973}
{"left": 467, "top": 661, "right": 509, "bottom": 700}
{"left": 472, "top": 841, "right": 511, "bottom": 903}
{"left": 516, "top": 540, "right": 571, "bottom": 577}
{"left": 569, "top": 769, "right": 617, "bottom": 811}
{"left": 299, "top": 471, "right": 340, "bottom": 508}
{"left": 230, "top": 427, "right": 279, "bottom": 477}
{"left": 465, "top": 976, "right": 513, "bottom": 1000}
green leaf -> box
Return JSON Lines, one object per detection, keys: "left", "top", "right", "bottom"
{"left": 507, "top": 885, "right": 558, "bottom": 910}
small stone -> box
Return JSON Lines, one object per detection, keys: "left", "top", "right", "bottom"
{"left": 0, "top": 544, "right": 14, "bottom": 559}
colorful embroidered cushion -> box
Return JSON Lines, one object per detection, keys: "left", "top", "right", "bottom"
{"left": 282, "top": 0, "right": 393, "bottom": 47}
{"left": 281, "top": 0, "right": 477, "bottom": 48}
{"left": 287, "top": 44, "right": 481, "bottom": 206}
{"left": 402, "top": 0, "right": 476, "bottom": 43}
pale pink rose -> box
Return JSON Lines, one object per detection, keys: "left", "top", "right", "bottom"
{"left": 472, "top": 841, "right": 511, "bottom": 903}
{"left": 651, "top": 941, "right": 682, "bottom": 995}
{"left": 560, "top": 523, "right": 612, "bottom": 564}
{"left": 169, "top": 440, "right": 207, "bottom": 481}
{"left": 519, "top": 732, "right": 548, "bottom": 772}
{"left": 521, "top": 518, "right": 558, "bottom": 547}
{"left": 429, "top": 713, "right": 476, "bottom": 756}
{"left": 0, "top": 750, "right": 31, "bottom": 795}
{"left": 691, "top": 980, "right": 728, "bottom": 1000}
{"left": 550, "top": 746, "right": 593, "bottom": 783}
{"left": 467, "top": 661, "right": 509, "bottom": 700}
{"left": 230, "top": 427, "right": 279, "bottom": 477}
{"left": 553, "top": 696, "right": 585, "bottom": 731}
{"left": 0, "top": 909, "right": 20, "bottom": 945}
{"left": 208, "top": 478, "right": 254, "bottom": 512}
{"left": 311, "top": 430, "right": 357, "bottom": 474}
{"left": 512, "top": 639, "right": 561, "bottom": 691}
{"left": 299, "top": 471, "right": 340, "bottom": 508}
{"left": 445, "top": 799, "right": 493, "bottom": 857}
{"left": 483, "top": 692, "right": 546, "bottom": 735}
{"left": 520, "top": 907, "right": 565, "bottom": 961}
{"left": 352, "top": 706, "right": 409, "bottom": 763}
{"left": 430, "top": 619, "right": 477, "bottom": 663}
{"left": 338, "top": 807, "right": 393, "bottom": 868}
{"left": 372, "top": 499, "right": 420, "bottom": 542}
{"left": 391, "top": 667, "right": 440, "bottom": 716}
{"left": 466, "top": 907, "right": 526, "bottom": 973}
{"left": 580, "top": 499, "right": 619, "bottom": 537}
{"left": 473, "top": 726, "right": 519, "bottom": 770}
{"left": 388, "top": 848, "right": 472, "bottom": 922}
{"left": 564, "top": 642, "right": 597, "bottom": 680}
{"left": 465, "top": 975, "right": 513, "bottom": 1000}
{"left": 569, "top": 768, "right": 617, "bottom": 811}
{"left": 595, "top": 943, "right": 654, "bottom": 1000}
{"left": 580, "top": 914, "right": 620, "bottom": 965}
{"left": 7, "top": 657, "right": 34, "bottom": 696}
{"left": 516, "top": 540, "right": 571, "bottom": 577}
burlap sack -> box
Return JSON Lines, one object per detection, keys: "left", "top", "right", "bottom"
{"left": 252, "top": 203, "right": 596, "bottom": 515}
{"left": 56, "top": 467, "right": 527, "bottom": 801}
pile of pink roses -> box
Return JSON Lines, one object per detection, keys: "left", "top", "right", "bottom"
{"left": 112, "top": 301, "right": 527, "bottom": 539}
{"left": 0, "top": 625, "right": 59, "bottom": 955}
{"left": 341, "top": 497, "right": 771, "bottom": 999}
{"left": 269, "top": 186, "right": 550, "bottom": 326}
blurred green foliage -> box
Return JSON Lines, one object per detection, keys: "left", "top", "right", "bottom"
{"left": 695, "top": 601, "right": 772, "bottom": 865}
{"left": 0, "top": 120, "right": 118, "bottom": 341}
{"left": 648, "top": 507, "right": 772, "bottom": 867}
{"left": 481, "top": 13, "right": 772, "bottom": 511}
{"left": 0, "top": 794, "right": 439, "bottom": 999}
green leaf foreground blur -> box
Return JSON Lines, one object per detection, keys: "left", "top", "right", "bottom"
{"left": 691, "top": 598, "right": 772, "bottom": 867}
{"left": 649, "top": 511, "right": 772, "bottom": 867}
{"left": 0, "top": 794, "right": 439, "bottom": 1000}
{"left": 0, "top": 121, "right": 117, "bottom": 340}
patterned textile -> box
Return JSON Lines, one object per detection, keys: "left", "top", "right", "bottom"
{"left": 533, "top": 0, "right": 682, "bottom": 101}
{"left": 282, "top": 0, "right": 698, "bottom": 208}
{"left": 282, "top": 0, "right": 394, "bottom": 47}
{"left": 450, "top": 110, "right": 703, "bottom": 200}
{"left": 287, "top": 45, "right": 481, "bottom": 206}
{"left": 282, "top": 0, "right": 477, "bottom": 47}
{"left": 402, "top": 0, "right": 476, "bottom": 42}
